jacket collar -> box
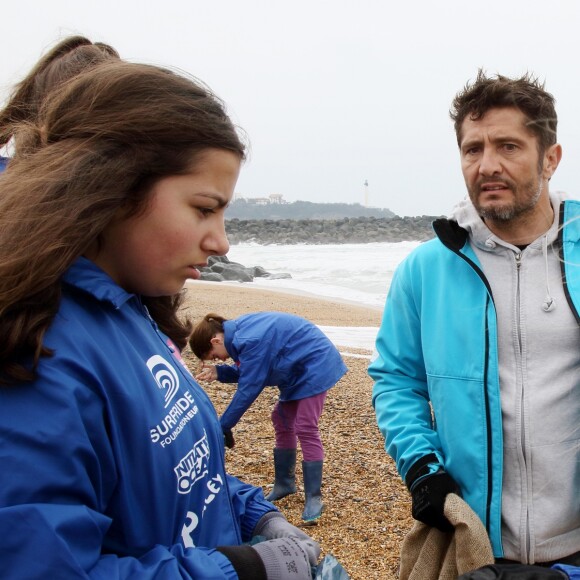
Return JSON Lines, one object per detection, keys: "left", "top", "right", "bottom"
{"left": 222, "top": 319, "right": 239, "bottom": 361}
{"left": 435, "top": 191, "right": 570, "bottom": 251}
{"left": 432, "top": 217, "right": 469, "bottom": 252}
{"left": 560, "top": 199, "right": 580, "bottom": 244}
{"left": 62, "top": 257, "right": 135, "bottom": 309}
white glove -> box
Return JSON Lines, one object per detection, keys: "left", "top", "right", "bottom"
{"left": 254, "top": 512, "right": 320, "bottom": 566}
{"left": 253, "top": 537, "right": 314, "bottom": 580}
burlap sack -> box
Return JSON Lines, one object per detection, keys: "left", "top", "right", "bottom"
{"left": 399, "top": 493, "right": 494, "bottom": 580}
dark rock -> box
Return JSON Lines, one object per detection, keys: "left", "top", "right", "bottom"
{"left": 252, "top": 266, "right": 270, "bottom": 278}
{"left": 199, "top": 272, "right": 224, "bottom": 282}
{"left": 225, "top": 215, "right": 440, "bottom": 245}
{"left": 207, "top": 262, "right": 228, "bottom": 274}
{"left": 215, "top": 263, "right": 254, "bottom": 282}
{"left": 198, "top": 255, "right": 292, "bottom": 284}
{"left": 208, "top": 255, "right": 230, "bottom": 265}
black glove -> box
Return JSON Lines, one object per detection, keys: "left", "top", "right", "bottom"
{"left": 457, "top": 563, "right": 568, "bottom": 579}
{"left": 223, "top": 428, "right": 235, "bottom": 449}
{"left": 253, "top": 537, "right": 313, "bottom": 579}
{"left": 410, "top": 470, "right": 461, "bottom": 532}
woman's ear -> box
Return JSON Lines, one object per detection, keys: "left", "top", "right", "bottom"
{"left": 210, "top": 335, "right": 223, "bottom": 346}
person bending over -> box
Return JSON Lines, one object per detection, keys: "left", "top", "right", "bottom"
{"left": 190, "top": 311, "right": 347, "bottom": 523}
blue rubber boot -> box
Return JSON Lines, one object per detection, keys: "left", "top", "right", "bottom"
{"left": 265, "top": 448, "right": 297, "bottom": 501}
{"left": 301, "top": 460, "right": 324, "bottom": 523}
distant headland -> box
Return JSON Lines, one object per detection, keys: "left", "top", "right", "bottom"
{"left": 226, "top": 198, "right": 396, "bottom": 220}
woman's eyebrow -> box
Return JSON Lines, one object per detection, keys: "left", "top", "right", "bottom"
{"left": 196, "top": 192, "right": 229, "bottom": 208}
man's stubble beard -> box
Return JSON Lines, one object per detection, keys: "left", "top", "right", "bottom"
{"left": 470, "top": 175, "right": 543, "bottom": 223}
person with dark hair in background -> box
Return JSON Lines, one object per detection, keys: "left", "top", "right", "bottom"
{"left": 0, "top": 49, "right": 320, "bottom": 578}
{"left": 0, "top": 35, "right": 119, "bottom": 170}
{"left": 370, "top": 70, "right": 579, "bottom": 574}
{"left": 190, "top": 311, "right": 347, "bottom": 523}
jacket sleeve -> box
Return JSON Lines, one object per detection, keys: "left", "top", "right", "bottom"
{"left": 219, "top": 338, "right": 273, "bottom": 430}
{"left": 0, "top": 504, "right": 238, "bottom": 579}
{"left": 216, "top": 363, "right": 241, "bottom": 383}
{"left": 368, "top": 260, "right": 445, "bottom": 484}
{"left": 225, "top": 474, "right": 278, "bottom": 540}
{"left": 0, "top": 374, "right": 239, "bottom": 580}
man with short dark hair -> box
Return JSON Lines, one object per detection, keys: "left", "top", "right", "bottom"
{"left": 369, "top": 70, "right": 580, "bottom": 567}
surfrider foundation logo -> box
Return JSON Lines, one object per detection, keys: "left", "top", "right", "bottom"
{"left": 146, "top": 355, "right": 179, "bottom": 408}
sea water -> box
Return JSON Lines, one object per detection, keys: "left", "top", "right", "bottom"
{"left": 222, "top": 241, "right": 422, "bottom": 354}
{"left": 226, "top": 241, "right": 420, "bottom": 310}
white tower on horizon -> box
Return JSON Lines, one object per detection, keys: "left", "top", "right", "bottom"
{"left": 364, "top": 180, "right": 369, "bottom": 207}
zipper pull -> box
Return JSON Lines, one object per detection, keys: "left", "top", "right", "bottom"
{"left": 141, "top": 303, "right": 159, "bottom": 329}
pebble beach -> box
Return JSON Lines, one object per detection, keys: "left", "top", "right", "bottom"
{"left": 181, "top": 281, "right": 413, "bottom": 580}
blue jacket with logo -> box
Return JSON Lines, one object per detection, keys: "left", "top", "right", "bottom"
{"left": 216, "top": 312, "right": 347, "bottom": 430}
{"left": 370, "top": 200, "right": 580, "bottom": 558}
{"left": 0, "top": 258, "right": 276, "bottom": 579}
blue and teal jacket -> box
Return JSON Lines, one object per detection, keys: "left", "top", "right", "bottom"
{"left": 370, "top": 200, "right": 580, "bottom": 558}
{"left": 0, "top": 258, "right": 276, "bottom": 579}
{"left": 216, "top": 312, "right": 347, "bottom": 430}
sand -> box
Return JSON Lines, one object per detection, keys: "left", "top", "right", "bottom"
{"left": 180, "top": 281, "right": 412, "bottom": 580}
{"left": 182, "top": 281, "right": 384, "bottom": 327}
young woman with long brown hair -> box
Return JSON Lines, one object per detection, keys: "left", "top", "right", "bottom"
{"left": 0, "top": 48, "right": 319, "bottom": 579}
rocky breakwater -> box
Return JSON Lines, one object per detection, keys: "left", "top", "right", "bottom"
{"left": 225, "top": 215, "right": 439, "bottom": 245}
{"left": 198, "top": 255, "right": 291, "bottom": 283}
{"left": 198, "top": 215, "right": 441, "bottom": 283}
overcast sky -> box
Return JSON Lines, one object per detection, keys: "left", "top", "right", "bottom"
{"left": 3, "top": 1, "right": 580, "bottom": 216}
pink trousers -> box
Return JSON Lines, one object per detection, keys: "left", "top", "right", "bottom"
{"left": 271, "top": 391, "right": 327, "bottom": 461}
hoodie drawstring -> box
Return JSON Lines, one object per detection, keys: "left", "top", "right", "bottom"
{"left": 542, "top": 235, "right": 556, "bottom": 312}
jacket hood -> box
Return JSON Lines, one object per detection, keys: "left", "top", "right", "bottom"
{"left": 445, "top": 191, "right": 573, "bottom": 314}
{"left": 448, "top": 191, "right": 570, "bottom": 252}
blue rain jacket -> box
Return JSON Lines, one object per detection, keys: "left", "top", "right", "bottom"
{"left": 0, "top": 258, "right": 276, "bottom": 579}
{"left": 370, "top": 201, "right": 580, "bottom": 558}
{"left": 216, "top": 312, "right": 347, "bottom": 430}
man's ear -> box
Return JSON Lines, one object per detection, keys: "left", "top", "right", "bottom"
{"left": 543, "top": 143, "right": 562, "bottom": 180}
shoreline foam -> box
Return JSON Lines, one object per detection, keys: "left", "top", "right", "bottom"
{"left": 186, "top": 279, "right": 384, "bottom": 314}
{"left": 183, "top": 280, "right": 382, "bottom": 353}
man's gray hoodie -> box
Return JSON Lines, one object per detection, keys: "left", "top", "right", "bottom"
{"left": 452, "top": 191, "right": 580, "bottom": 564}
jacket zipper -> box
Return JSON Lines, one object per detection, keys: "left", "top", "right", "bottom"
{"left": 439, "top": 244, "right": 495, "bottom": 536}
{"left": 514, "top": 251, "right": 533, "bottom": 562}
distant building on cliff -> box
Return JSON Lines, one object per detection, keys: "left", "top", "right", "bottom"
{"left": 269, "top": 193, "right": 285, "bottom": 204}
{"left": 237, "top": 193, "right": 288, "bottom": 205}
